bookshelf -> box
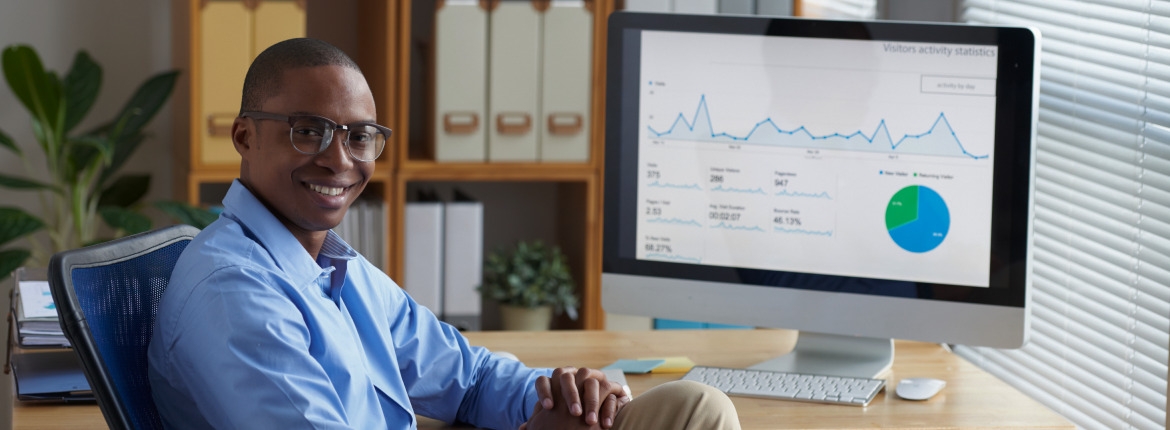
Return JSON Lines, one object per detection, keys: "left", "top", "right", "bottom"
{"left": 174, "top": 0, "right": 615, "bottom": 330}
{"left": 380, "top": 0, "right": 612, "bottom": 330}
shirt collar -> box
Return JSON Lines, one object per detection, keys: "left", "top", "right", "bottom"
{"left": 221, "top": 180, "right": 358, "bottom": 285}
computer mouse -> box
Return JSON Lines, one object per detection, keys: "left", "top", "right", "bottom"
{"left": 895, "top": 378, "right": 946, "bottom": 401}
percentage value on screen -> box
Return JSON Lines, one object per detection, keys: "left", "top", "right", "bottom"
{"left": 774, "top": 216, "right": 802, "bottom": 226}
{"left": 644, "top": 243, "right": 673, "bottom": 253}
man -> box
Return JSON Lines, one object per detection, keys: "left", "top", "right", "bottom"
{"left": 147, "top": 37, "right": 739, "bottom": 429}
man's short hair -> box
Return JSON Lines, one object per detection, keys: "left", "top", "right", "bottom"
{"left": 239, "top": 38, "right": 362, "bottom": 114}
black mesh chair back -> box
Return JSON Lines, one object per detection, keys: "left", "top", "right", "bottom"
{"left": 48, "top": 225, "right": 200, "bottom": 430}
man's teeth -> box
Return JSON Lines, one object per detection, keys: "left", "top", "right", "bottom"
{"left": 309, "top": 184, "right": 344, "bottom": 196}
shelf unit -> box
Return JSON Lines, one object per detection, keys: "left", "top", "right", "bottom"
{"left": 383, "top": 0, "right": 613, "bottom": 330}
{"left": 174, "top": 0, "right": 614, "bottom": 330}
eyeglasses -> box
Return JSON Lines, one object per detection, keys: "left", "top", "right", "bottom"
{"left": 240, "top": 111, "right": 391, "bottom": 162}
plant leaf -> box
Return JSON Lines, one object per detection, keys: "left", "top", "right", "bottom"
{"left": 65, "top": 134, "right": 114, "bottom": 183}
{"left": 1, "top": 45, "right": 64, "bottom": 143}
{"left": 154, "top": 201, "right": 218, "bottom": 229}
{"left": 97, "top": 174, "right": 150, "bottom": 208}
{"left": 0, "top": 249, "right": 33, "bottom": 282}
{"left": 106, "top": 70, "right": 179, "bottom": 142}
{"left": 0, "top": 128, "right": 18, "bottom": 155}
{"left": 0, "top": 173, "right": 55, "bottom": 191}
{"left": 0, "top": 207, "right": 44, "bottom": 246}
{"left": 98, "top": 206, "right": 151, "bottom": 235}
{"left": 97, "top": 132, "right": 144, "bottom": 189}
{"left": 63, "top": 50, "right": 101, "bottom": 134}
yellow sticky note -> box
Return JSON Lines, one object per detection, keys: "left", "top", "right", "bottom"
{"left": 638, "top": 356, "right": 695, "bottom": 373}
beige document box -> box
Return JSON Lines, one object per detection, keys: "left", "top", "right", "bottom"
{"left": 434, "top": 1, "right": 489, "bottom": 162}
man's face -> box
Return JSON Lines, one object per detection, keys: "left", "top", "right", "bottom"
{"left": 234, "top": 65, "right": 376, "bottom": 243}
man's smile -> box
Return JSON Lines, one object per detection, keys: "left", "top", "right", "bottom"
{"left": 308, "top": 183, "right": 347, "bottom": 196}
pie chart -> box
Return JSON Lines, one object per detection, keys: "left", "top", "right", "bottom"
{"left": 885, "top": 185, "right": 950, "bottom": 253}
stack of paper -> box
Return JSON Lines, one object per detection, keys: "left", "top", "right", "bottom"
{"left": 13, "top": 278, "right": 68, "bottom": 348}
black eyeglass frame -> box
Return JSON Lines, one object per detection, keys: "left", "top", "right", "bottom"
{"left": 240, "top": 111, "right": 392, "bottom": 162}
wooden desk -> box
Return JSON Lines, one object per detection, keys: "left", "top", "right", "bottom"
{"left": 14, "top": 330, "right": 1072, "bottom": 429}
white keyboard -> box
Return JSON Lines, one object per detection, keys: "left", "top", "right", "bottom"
{"left": 681, "top": 366, "right": 886, "bottom": 406}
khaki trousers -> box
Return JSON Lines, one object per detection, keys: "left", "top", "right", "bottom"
{"left": 612, "top": 380, "right": 742, "bottom": 430}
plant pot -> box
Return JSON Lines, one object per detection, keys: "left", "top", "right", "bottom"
{"left": 499, "top": 304, "right": 553, "bottom": 331}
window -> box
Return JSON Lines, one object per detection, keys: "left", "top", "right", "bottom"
{"left": 957, "top": 1, "right": 1170, "bottom": 429}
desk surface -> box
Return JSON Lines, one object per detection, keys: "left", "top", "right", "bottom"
{"left": 14, "top": 329, "right": 1072, "bottom": 429}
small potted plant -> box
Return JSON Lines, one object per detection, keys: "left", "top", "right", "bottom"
{"left": 478, "top": 240, "right": 579, "bottom": 331}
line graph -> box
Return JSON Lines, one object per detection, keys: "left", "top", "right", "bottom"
{"left": 710, "top": 222, "right": 766, "bottom": 232}
{"left": 648, "top": 181, "right": 703, "bottom": 190}
{"left": 712, "top": 185, "right": 767, "bottom": 195}
{"left": 648, "top": 217, "right": 703, "bottom": 227}
{"left": 647, "top": 95, "right": 987, "bottom": 159}
{"left": 775, "top": 190, "right": 833, "bottom": 199}
{"left": 647, "top": 253, "right": 702, "bottom": 264}
{"left": 774, "top": 227, "right": 834, "bottom": 236}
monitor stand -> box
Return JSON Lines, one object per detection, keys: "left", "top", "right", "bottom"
{"left": 747, "top": 331, "right": 894, "bottom": 379}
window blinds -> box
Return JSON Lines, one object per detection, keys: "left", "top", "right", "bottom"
{"left": 958, "top": 1, "right": 1170, "bottom": 429}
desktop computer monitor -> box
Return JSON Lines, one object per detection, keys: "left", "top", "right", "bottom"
{"left": 601, "top": 12, "right": 1039, "bottom": 379}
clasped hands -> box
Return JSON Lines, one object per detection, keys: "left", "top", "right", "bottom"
{"left": 519, "top": 367, "right": 632, "bottom": 430}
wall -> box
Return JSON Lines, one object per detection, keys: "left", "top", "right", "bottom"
{"left": 0, "top": 0, "right": 174, "bottom": 246}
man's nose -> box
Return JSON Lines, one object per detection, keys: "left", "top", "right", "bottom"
{"left": 315, "top": 129, "right": 354, "bottom": 169}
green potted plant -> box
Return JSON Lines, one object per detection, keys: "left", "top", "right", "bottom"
{"left": 0, "top": 44, "right": 216, "bottom": 280}
{"left": 478, "top": 240, "right": 579, "bottom": 331}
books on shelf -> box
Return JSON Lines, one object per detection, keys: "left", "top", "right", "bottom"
{"left": 12, "top": 268, "right": 69, "bottom": 348}
{"left": 334, "top": 197, "right": 389, "bottom": 272}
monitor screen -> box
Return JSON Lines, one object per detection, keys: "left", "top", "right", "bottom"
{"left": 602, "top": 12, "right": 1039, "bottom": 378}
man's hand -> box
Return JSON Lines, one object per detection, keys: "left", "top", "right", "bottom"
{"left": 520, "top": 367, "right": 631, "bottom": 429}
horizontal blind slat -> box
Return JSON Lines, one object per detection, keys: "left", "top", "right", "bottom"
{"left": 1036, "top": 162, "right": 1141, "bottom": 212}
{"left": 966, "top": 344, "right": 1130, "bottom": 428}
{"left": 1040, "top": 94, "right": 1144, "bottom": 141}
{"left": 1034, "top": 230, "right": 1170, "bottom": 321}
{"left": 1043, "top": 65, "right": 1170, "bottom": 119}
{"left": 1031, "top": 267, "right": 1170, "bottom": 361}
{"left": 1029, "top": 296, "right": 1169, "bottom": 415}
{"left": 965, "top": 1, "right": 1170, "bottom": 49}
{"left": 1033, "top": 259, "right": 1170, "bottom": 348}
{"left": 1028, "top": 321, "right": 1168, "bottom": 417}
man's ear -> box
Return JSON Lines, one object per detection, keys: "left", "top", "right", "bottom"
{"left": 232, "top": 117, "right": 252, "bottom": 157}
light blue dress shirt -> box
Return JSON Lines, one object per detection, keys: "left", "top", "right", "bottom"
{"left": 148, "top": 180, "right": 548, "bottom": 429}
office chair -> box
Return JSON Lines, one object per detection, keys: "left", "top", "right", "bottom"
{"left": 48, "top": 224, "right": 200, "bottom": 430}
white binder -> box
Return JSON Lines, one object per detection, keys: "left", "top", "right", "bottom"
{"left": 488, "top": 1, "right": 542, "bottom": 161}
{"left": 442, "top": 201, "right": 484, "bottom": 331}
{"left": 624, "top": 0, "right": 673, "bottom": 12}
{"left": 539, "top": 0, "right": 592, "bottom": 162}
{"left": 755, "top": 0, "right": 793, "bottom": 16}
{"left": 718, "top": 0, "right": 756, "bottom": 14}
{"left": 403, "top": 202, "right": 444, "bottom": 315}
{"left": 435, "top": 0, "right": 489, "bottom": 161}
{"left": 674, "top": 0, "right": 718, "bottom": 13}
